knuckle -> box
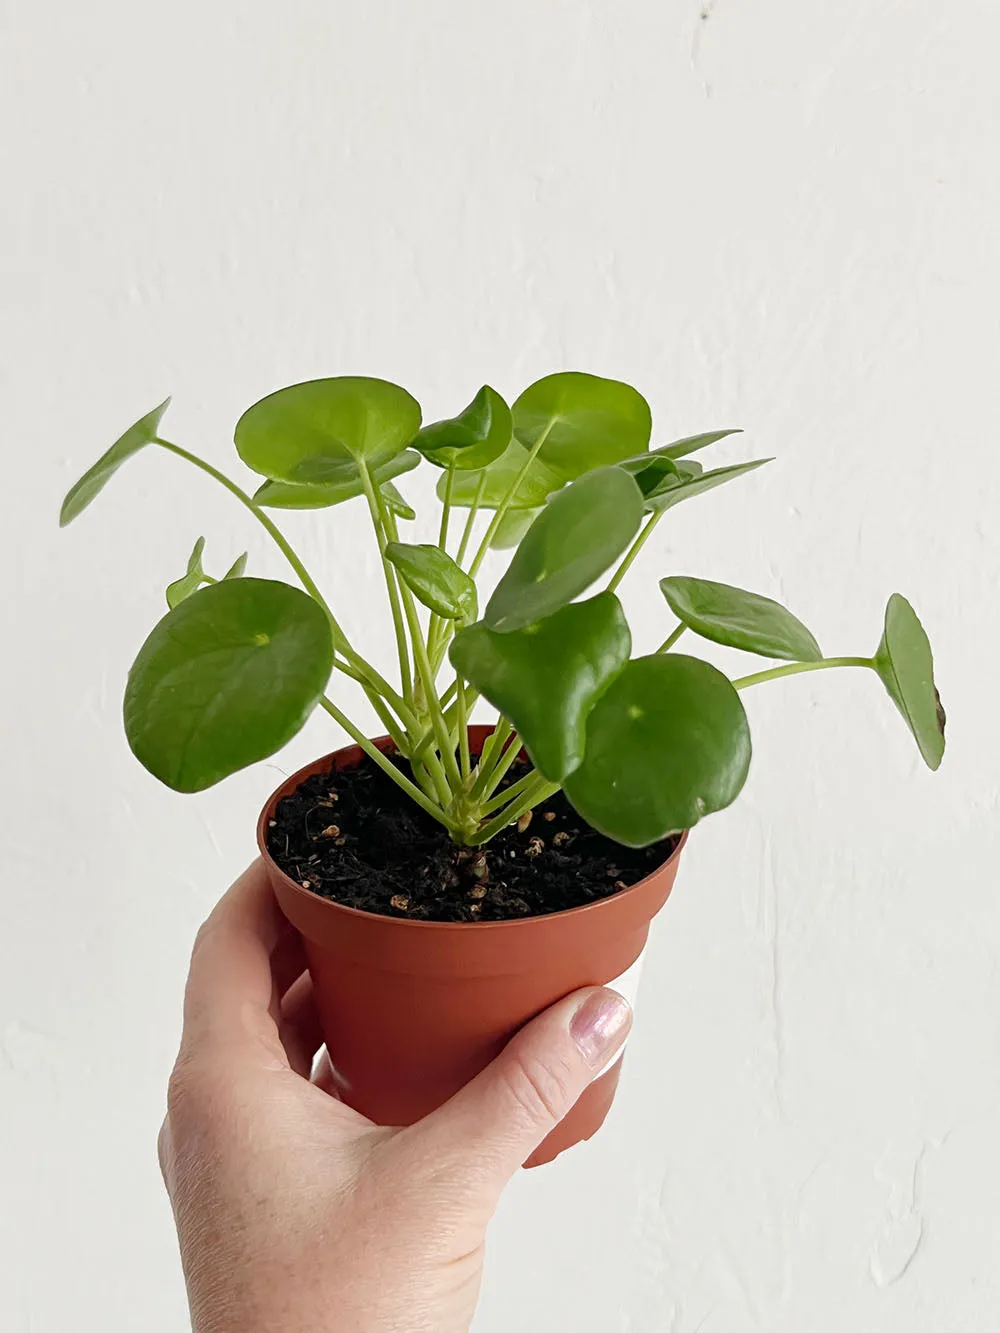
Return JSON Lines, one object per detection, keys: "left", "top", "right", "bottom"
{"left": 500, "top": 1049, "right": 578, "bottom": 1130}
{"left": 165, "top": 1053, "right": 227, "bottom": 1124}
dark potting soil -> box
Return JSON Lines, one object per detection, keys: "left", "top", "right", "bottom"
{"left": 266, "top": 752, "right": 679, "bottom": 923}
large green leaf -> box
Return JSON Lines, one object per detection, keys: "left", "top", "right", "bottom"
{"left": 874, "top": 593, "right": 945, "bottom": 770}
{"left": 484, "top": 468, "right": 643, "bottom": 633}
{"left": 60, "top": 398, "right": 170, "bottom": 526}
{"left": 489, "top": 507, "right": 540, "bottom": 549}
{"left": 385, "top": 542, "right": 477, "bottom": 621}
{"left": 564, "top": 654, "right": 752, "bottom": 846}
{"left": 235, "top": 378, "right": 421, "bottom": 483}
{"left": 414, "top": 385, "right": 512, "bottom": 470}
{"left": 124, "top": 578, "right": 333, "bottom": 792}
{"left": 512, "top": 371, "right": 651, "bottom": 480}
{"left": 451, "top": 593, "right": 631, "bottom": 782}
{"left": 444, "top": 439, "right": 564, "bottom": 510}
{"left": 643, "top": 458, "right": 771, "bottom": 514}
{"left": 166, "top": 537, "right": 207, "bottom": 609}
{"left": 660, "top": 576, "right": 822, "bottom": 661}
{"left": 253, "top": 450, "right": 420, "bottom": 509}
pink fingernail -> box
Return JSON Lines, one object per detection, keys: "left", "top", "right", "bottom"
{"left": 570, "top": 989, "right": 632, "bottom": 1067}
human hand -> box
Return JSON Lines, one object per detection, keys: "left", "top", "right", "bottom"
{"left": 158, "top": 860, "right": 632, "bottom": 1333}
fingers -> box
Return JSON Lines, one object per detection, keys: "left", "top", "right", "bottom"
{"left": 400, "top": 987, "right": 631, "bottom": 1195}
{"left": 179, "top": 860, "right": 290, "bottom": 1070}
{"left": 279, "top": 972, "right": 324, "bottom": 1078}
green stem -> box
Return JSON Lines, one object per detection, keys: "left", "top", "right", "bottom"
{"left": 439, "top": 463, "right": 455, "bottom": 551}
{"left": 480, "top": 729, "right": 524, "bottom": 801}
{"left": 456, "top": 675, "right": 471, "bottom": 780}
{"left": 478, "top": 767, "right": 538, "bottom": 816}
{"left": 358, "top": 461, "right": 413, "bottom": 706}
{"left": 156, "top": 438, "right": 341, "bottom": 634}
{"left": 468, "top": 717, "right": 514, "bottom": 801}
{"left": 473, "top": 775, "right": 561, "bottom": 845}
{"left": 318, "top": 697, "right": 455, "bottom": 833}
{"left": 732, "top": 656, "right": 874, "bottom": 690}
{"left": 468, "top": 421, "right": 555, "bottom": 578}
{"left": 455, "top": 472, "right": 487, "bottom": 568}
{"left": 377, "top": 488, "right": 463, "bottom": 792}
{"left": 607, "top": 509, "right": 664, "bottom": 593}
{"left": 425, "top": 464, "right": 458, "bottom": 657}
{"left": 154, "top": 437, "right": 411, "bottom": 721}
{"left": 657, "top": 623, "right": 687, "bottom": 653}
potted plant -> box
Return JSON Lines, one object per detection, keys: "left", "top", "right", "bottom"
{"left": 60, "top": 372, "right": 946, "bottom": 1166}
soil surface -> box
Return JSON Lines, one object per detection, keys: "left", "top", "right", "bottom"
{"left": 266, "top": 751, "right": 679, "bottom": 923}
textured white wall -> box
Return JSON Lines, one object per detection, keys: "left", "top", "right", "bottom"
{"left": 2, "top": 1, "right": 998, "bottom": 1329}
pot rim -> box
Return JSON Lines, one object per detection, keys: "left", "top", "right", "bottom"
{"left": 257, "top": 730, "right": 689, "bottom": 935}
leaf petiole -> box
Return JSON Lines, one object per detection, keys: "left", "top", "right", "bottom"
{"left": 732, "top": 656, "right": 874, "bottom": 690}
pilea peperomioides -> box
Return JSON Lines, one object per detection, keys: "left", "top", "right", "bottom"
{"left": 60, "top": 372, "right": 945, "bottom": 850}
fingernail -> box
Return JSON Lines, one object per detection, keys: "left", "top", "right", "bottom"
{"left": 570, "top": 989, "right": 632, "bottom": 1067}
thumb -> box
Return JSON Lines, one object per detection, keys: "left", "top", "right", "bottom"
{"left": 403, "top": 987, "right": 632, "bottom": 1192}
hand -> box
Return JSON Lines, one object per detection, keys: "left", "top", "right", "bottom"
{"left": 159, "top": 861, "right": 632, "bottom": 1333}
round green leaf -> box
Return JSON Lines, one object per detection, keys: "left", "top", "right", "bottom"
{"left": 234, "top": 378, "right": 421, "bottom": 482}
{"left": 443, "top": 439, "right": 564, "bottom": 510}
{"left": 385, "top": 542, "right": 477, "bottom": 621}
{"left": 451, "top": 593, "right": 631, "bottom": 782}
{"left": 166, "top": 537, "right": 207, "bottom": 609}
{"left": 564, "top": 654, "right": 752, "bottom": 846}
{"left": 874, "top": 593, "right": 945, "bottom": 770}
{"left": 124, "top": 578, "right": 333, "bottom": 792}
{"left": 415, "top": 385, "right": 512, "bottom": 470}
{"left": 660, "top": 576, "right": 822, "bottom": 662}
{"left": 512, "top": 372, "right": 651, "bottom": 480}
{"left": 253, "top": 450, "right": 420, "bottom": 509}
{"left": 484, "top": 468, "right": 644, "bottom": 633}
{"left": 489, "top": 507, "right": 540, "bottom": 550}
{"left": 60, "top": 397, "right": 170, "bottom": 526}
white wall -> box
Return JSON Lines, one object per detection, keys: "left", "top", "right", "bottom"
{"left": 2, "top": 1, "right": 998, "bottom": 1328}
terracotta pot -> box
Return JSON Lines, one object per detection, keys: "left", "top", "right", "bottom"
{"left": 258, "top": 725, "right": 686, "bottom": 1167}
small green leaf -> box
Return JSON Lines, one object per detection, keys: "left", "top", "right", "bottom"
{"left": 235, "top": 378, "right": 421, "bottom": 482}
{"left": 484, "top": 468, "right": 644, "bottom": 633}
{"left": 166, "top": 537, "right": 207, "bottom": 609}
{"left": 564, "top": 654, "right": 752, "bottom": 846}
{"left": 619, "top": 452, "right": 682, "bottom": 496}
{"left": 385, "top": 542, "right": 478, "bottom": 621}
{"left": 451, "top": 593, "right": 631, "bottom": 782}
{"left": 253, "top": 451, "right": 420, "bottom": 509}
{"left": 60, "top": 397, "right": 170, "bottom": 526}
{"left": 644, "top": 458, "right": 772, "bottom": 514}
{"left": 874, "top": 593, "right": 945, "bottom": 770}
{"left": 124, "top": 579, "right": 333, "bottom": 792}
{"left": 512, "top": 372, "right": 651, "bottom": 480}
{"left": 660, "top": 576, "right": 822, "bottom": 662}
{"left": 444, "top": 439, "right": 564, "bottom": 510}
{"left": 489, "top": 507, "right": 540, "bottom": 549}
{"left": 415, "top": 385, "right": 512, "bottom": 470}
{"left": 222, "top": 552, "right": 248, "bottom": 580}
{"left": 658, "top": 428, "right": 742, "bottom": 460}
{"left": 380, "top": 480, "right": 415, "bottom": 521}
